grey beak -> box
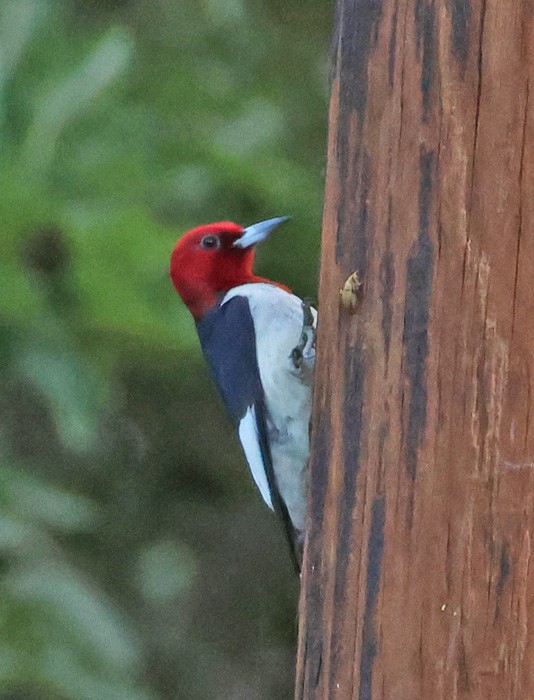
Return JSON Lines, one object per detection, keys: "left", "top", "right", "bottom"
{"left": 233, "top": 216, "right": 290, "bottom": 249}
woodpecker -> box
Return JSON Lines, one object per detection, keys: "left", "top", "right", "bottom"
{"left": 170, "top": 217, "right": 316, "bottom": 571}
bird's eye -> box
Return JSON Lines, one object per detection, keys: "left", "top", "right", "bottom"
{"left": 200, "top": 235, "right": 221, "bottom": 250}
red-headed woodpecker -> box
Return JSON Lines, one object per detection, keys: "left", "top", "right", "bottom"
{"left": 170, "top": 217, "right": 316, "bottom": 571}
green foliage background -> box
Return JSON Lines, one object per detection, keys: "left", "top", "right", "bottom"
{"left": 0, "top": 1, "right": 329, "bottom": 697}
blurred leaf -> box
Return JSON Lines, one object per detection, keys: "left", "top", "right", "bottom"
{"left": 0, "top": 462, "right": 152, "bottom": 699}
{"left": 214, "top": 98, "right": 284, "bottom": 157}
{"left": 136, "top": 539, "right": 198, "bottom": 603}
{"left": 18, "top": 343, "right": 108, "bottom": 454}
{"left": 9, "top": 564, "right": 138, "bottom": 671}
{"left": 0, "top": 0, "right": 48, "bottom": 106}
{"left": 22, "top": 27, "right": 134, "bottom": 175}
{"left": 0, "top": 465, "right": 97, "bottom": 532}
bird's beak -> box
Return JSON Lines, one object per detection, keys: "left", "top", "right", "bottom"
{"left": 233, "top": 216, "right": 290, "bottom": 249}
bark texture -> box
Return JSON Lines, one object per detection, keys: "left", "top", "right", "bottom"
{"left": 296, "top": 1, "right": 534, "bottom": 698}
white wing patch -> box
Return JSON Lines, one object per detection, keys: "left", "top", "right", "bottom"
{"left": 237, "top": 406, "right": 273, "bottom": 511}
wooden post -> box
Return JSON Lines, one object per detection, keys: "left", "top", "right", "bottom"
{"left": 296, "top": 1, "right": 534, "bottom": 698}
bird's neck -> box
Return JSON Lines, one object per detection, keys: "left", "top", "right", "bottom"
{"left": 186, "top": 275, "right": 289, "bottom": 321}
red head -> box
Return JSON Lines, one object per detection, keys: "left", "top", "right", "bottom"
{"left": 170, "top": 217, "right": 290, "bottom": 319}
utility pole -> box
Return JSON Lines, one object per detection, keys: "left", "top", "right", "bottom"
{"left": 296, "top": 1, "right": 534, "bottom": 698}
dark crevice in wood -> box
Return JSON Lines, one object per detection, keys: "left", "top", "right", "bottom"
{"left": 415, "top": 0, "right": 437, "bottom": 123}
{"left": 358, "top": 496, "right": 385, "bottom": 700}
{"left": 448, "top": 0, "right": 472, "bottom": 73}
{"left": 388, "top": 6, "right": 398, "bottom": 86}
{"left": 402, "top": 148, "right": 435, "bottom": 482}
{"left": 511, "top": 78, "right": 529, "bottom": 340}
{"left": 468, "top": 0, "right": 487, "bottom": 219}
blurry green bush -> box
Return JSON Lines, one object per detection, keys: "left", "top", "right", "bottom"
{"left": 0, "top": 0, "right": 328, "bottom": 697}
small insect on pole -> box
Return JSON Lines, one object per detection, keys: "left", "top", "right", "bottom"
{"left": 297, "top": 0, "right": 534, "bottom": 698}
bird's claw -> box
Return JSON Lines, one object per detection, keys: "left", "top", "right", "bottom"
{"left": 291, "top": 299, "right": 316, "bottom": 369}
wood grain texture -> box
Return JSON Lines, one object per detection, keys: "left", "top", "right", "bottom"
{"left": 296, "top": 0, "right": 534, "bottom": 698}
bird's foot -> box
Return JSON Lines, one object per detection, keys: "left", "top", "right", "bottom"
{"left": 291, "top": 299, "right": 316, "bottom": 369}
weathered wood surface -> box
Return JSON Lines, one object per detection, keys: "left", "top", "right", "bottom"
{"left": 296, "top": 1, "right": 534, "bottom": 698}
